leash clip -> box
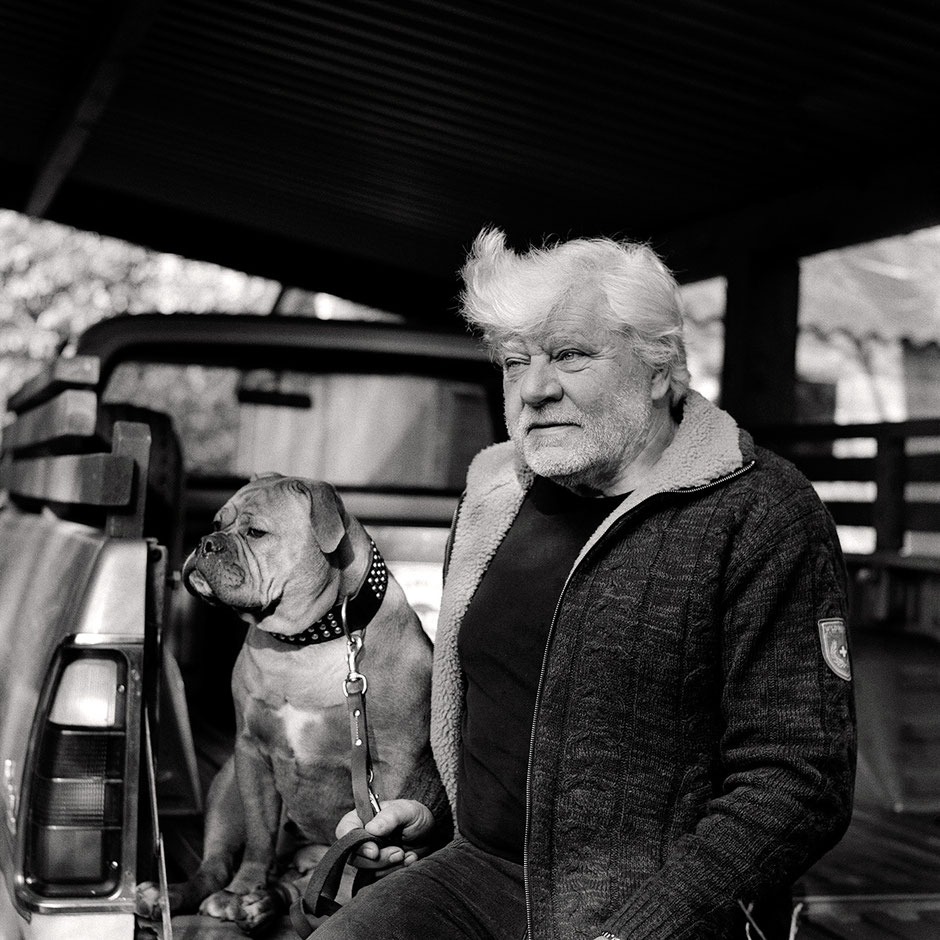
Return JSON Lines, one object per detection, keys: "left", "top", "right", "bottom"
{"left": 340, "top": 599, "right": 368, "bottom": 695}
{"left": 368, "top": 781, "right": 382, "bottom": 817}
{"left": 343, "top": 636, "right": 368, "bottom": 695}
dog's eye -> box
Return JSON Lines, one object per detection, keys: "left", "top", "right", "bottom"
{"left": 247, "top": 528, "right": 267, "bottom": 539}
{"left": 212, "top": 520, "right": 222, "bottom": 532}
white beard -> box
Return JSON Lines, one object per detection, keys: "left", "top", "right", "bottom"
{"left": 509, "top": 384, "right": 653, "bottom": 494}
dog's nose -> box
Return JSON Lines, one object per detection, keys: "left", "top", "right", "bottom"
{"left": 201, "top": 535, "right": 224, "bottom": 556}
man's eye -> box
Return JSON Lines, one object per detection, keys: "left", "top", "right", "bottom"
{"left": 247, "top": 528, "right": 267, "bottom": 539}
{"left": 556, "top": 350, "right": 583, "bottom": 363}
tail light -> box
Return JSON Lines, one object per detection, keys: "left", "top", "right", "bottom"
{"left": 22, "top": 649, "right": 128, "bottom": 897}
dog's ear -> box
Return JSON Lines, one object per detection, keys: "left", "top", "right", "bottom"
{"left": 302, "top": 481, "right": 349, "bottom": 555}
{"left": 251, "top": 470, "right": 285, "bottom": 483}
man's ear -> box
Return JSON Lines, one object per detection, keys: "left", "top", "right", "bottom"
{"left": 299, "top": 480, "right": 349, "bottom": 554}
{"left": 650, "top": 368, "right": 671, "bottom": 404}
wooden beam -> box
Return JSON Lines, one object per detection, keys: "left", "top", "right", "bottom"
{"left": 1, "top": 389, "right": 99, "bottom": 454}
{"left": 720, "top": 252, "right": 800, "bottom": 428}
{"left": 658, "top": 154, "right": 940, "bottom": 285}
{"left": 874, "top": 436, "right": 906, "bottom": 552}
{"left": 6, "top": 355, "right": 99, "bottom": 414}
{"left": 25, "top": 0, "right": 164, "bottom": 217}
{"left": 28, "top": 179, "right": 460, "bottom": 323}
{"left": 106, "top": 420, "right": 151, "bottom": 538}
{"left": 0, "top": 452, "right": 134, "bottom": 506}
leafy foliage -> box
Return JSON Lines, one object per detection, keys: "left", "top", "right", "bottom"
{"left": 0, "top": 209, "right": 279, "bottom": 407}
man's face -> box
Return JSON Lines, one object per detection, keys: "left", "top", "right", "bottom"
{"left": 499, "top": 286, "right": 668, "bottom": 495}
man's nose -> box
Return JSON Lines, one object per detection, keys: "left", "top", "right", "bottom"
{"left": 518, "top": 358, "right": 563, "bottom": 406}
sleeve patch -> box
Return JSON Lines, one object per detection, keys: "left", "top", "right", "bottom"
{"left": 818, "top": 618, "right": 851, "bottom": 680}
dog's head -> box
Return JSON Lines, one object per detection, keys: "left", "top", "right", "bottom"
{"left": 182, "top": 473, "right": 354, "bottom": 633}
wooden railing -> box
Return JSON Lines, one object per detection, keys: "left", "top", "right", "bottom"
{"left": 754, "top": 418, "right": 940, "bottom": 646}
{"left": 754, "top": 419, "right": 940, "bottom": 555}
{"left": 756, "top": 421, "right": 940, "bottom": 821}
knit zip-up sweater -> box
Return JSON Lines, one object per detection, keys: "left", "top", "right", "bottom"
{"left": 429, "top": 391, "right": 856, "bottom": 940}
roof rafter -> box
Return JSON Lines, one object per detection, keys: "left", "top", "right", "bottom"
{"left": 25, "top": 0, "right": 164, "bottom": 217}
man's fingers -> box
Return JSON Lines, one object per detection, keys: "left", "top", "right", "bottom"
{"left": 357, "top": 840, "right": 380, "bottom": 860}
{"left": 349, "top": 844, "right": 404, "bottom": 870}
{"left": 333, "top": 800, "right": 434, "bottom": 870}
{"left": 369, "top": 846, "right": 427, "bottom": 877}
{"left": 361, "top": 800, "right": 434, "bottom": 841}
{"left": 362, "top": 802, "right": 420, "bottom": 837}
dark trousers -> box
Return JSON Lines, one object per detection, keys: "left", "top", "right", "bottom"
{"left": 310, "top": 835, "right": 795, "bottom": 940}
{"left": 311, "top": 836, "right": 527, "bottom": 940}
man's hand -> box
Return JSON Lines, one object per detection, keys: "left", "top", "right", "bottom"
{"left": 335, "top": 799, "right": 436, "bottom": 877}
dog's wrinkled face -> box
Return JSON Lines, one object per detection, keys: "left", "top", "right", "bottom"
{"left": 182, "top": 475, "right": 349, "bottom": 632}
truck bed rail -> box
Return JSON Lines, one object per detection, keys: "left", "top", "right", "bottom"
{"left": 1, "top": 355, "right": 151, "bottom": 538}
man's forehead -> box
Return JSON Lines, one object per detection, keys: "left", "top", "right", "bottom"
{"left": 545, "top": 308, "right": 612, "bottom": 343}
{"left": 503, "top": 307, "right": 616, "bottom": 352}
{"left": 551, "top": 279, "right": 608, "bottom": 317}
{"left": 541, "top": 281, "right": 611, "bottom": 337}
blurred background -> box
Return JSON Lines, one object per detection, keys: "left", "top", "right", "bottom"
{"left": 4, "top": 209, "right": 939, "bottom": 551}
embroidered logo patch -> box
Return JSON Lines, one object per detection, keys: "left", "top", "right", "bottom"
{"left": 818, "top": 618, "right": 851, "bottom": 680}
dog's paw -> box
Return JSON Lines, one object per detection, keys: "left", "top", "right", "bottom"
{"left": 199, "top": 888, "right": 243, "bottom": 921}
{"left": 135, "top": 877, "right": 213, "bottom": 917}
{"left": 135, "top": 881, "right": 163, "bottom": 920}
{"left": 235, "top": 888, "right": 286, "bottom": 936}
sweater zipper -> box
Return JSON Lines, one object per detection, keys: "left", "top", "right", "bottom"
{"left": 520, "top": 459, "right": 755, "bottom": 939}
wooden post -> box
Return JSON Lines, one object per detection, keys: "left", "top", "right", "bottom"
{"left": 719, "top": 251, "right": 800, "bottom": 429}
{"left": 874, "top": 431, "right": 906, "bottom": 552}
{"left": 106, "top": 420, "right": 152, "bottom": 539}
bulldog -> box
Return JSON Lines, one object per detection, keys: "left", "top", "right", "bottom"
{"left": 136, "top": 474, "right": 433, "bottom": 933}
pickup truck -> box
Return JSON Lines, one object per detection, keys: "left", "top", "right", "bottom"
{"left": 0, "top": 312, "right": 500, "bottom": 939}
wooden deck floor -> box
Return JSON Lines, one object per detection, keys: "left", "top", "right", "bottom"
{"left": 795, "top": 801, "right": 940, "bottom": 938}
{"left": 144, "top": 803, "right": 940, "bottom": 939}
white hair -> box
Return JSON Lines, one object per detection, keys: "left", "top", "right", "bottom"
{"left": 459, "top": 227, "right": 690, "bottom": 405}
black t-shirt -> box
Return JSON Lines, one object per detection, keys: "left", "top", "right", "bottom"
{"left": 456, "top": 476, "right": 627, "bottom": 862}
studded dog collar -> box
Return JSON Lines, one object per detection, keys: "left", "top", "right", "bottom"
{"left": 266, "top": 538, "right": 389, "bottom": 646}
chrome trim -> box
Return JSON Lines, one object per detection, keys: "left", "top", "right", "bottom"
{"left": 71, "top": 634, "right": 145, "bottom": 646}
{"left": 3, "top": 760, "right": 16, "bottom": 837}
{"left": 76, "top": 541, "right": 148, "bottom": 639}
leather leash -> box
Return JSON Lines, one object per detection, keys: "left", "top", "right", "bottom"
{"left": 290, "top": 595, "right": 385, "bottom": 937}
{"left": 342, "top": 619, "right": 383, "bottom": 826}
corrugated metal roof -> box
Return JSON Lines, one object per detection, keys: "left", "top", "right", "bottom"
{"left": 1, "top": 0, "right": 938, "bottom": 322}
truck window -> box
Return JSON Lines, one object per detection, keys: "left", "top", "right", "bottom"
{"left": 104, "top": 362, "right": 495, "bottom": 490}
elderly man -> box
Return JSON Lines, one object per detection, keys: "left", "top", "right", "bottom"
{"left": 316, "top": 229, "right": 856, "bottom": 940}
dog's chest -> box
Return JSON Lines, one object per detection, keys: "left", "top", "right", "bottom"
{"left": 233, "top": 645, "right": 348, "bottom": 765}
